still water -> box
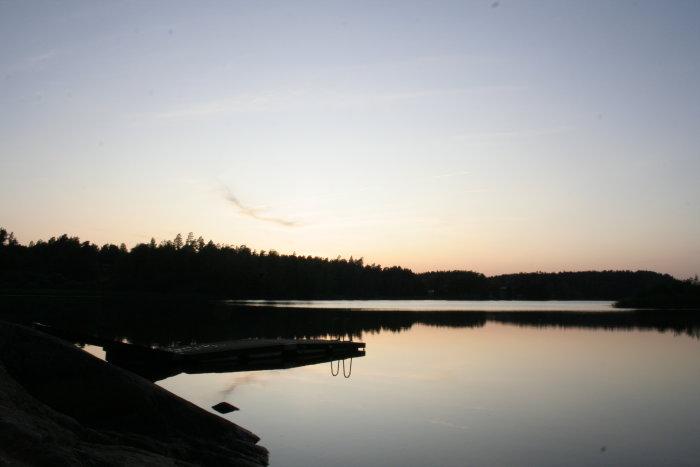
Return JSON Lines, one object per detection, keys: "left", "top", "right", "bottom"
{"left": 149, "top": 302, "right": 700, "bottom": 467}
{"left": 231, "top": 299, "right": 615, "bottom": 312}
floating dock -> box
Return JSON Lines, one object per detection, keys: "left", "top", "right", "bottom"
{"left": 112, "top": 338, "right": 365, "bottom": 379}
{"left": 33, "top": 323, "right": 365, "bottom": 381}
{"left": 169, "top": 338, "right": 364, "bottom": 359}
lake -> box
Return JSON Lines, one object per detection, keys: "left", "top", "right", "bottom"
{"left": 227, "top": 299, "right": 616, "bottom": 312}
{"left": 124, "top": 300, "right": 699, "bottom": 467}
{"left": 5, "top": 297, "right": 698, "bottom": 466}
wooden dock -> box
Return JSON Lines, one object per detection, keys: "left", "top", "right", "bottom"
{"left": 108, "top": 338, "right": 365, "bottom": 381}
{"left": 169, "top": 338, "right": 365, "bottom": 360}
{"left": 33, "top": 323, "right": 365, "bottom": 381}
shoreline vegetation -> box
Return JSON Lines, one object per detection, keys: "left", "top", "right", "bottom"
{"left": 1, "top": 228, "right": 699, "bottom": 307}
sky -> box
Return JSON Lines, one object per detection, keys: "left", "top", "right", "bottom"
{"left": 1, "top": 0, "right": 699, "bottom": 278}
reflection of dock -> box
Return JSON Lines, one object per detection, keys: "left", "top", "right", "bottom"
{"left": 33, "top": 323, "right": 365, "bottom": 381}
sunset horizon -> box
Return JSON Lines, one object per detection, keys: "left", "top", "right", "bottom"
{"left": 2, "top": 1, "right": 699, "bottom": 280}
{"left": 1, "top": 225, "right": 694, "bottom": 280}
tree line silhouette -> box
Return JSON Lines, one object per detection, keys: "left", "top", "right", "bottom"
{"left": 1, "top": 228, "right": 695, "bottom": 302}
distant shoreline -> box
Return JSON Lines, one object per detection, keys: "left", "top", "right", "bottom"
{"left": 2, "top": 288, "right": 699, "bottom": 310}
{"left": 2, "top": 228, "right": 695, "bottom": 302}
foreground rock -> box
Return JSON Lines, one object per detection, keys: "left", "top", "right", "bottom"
{"left": 0, "top": 321, "right": 268, "bottom": 466}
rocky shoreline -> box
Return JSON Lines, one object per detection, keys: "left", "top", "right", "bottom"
{"left": 0, "top": 321, "right": 268, "bottom": 466}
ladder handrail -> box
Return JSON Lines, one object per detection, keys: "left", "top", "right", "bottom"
{"left": 330, "top": 357, "right": 353, "bottom": 378}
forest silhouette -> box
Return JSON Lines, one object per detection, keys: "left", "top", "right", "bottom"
{"left": 1, "top": 228, "right": 698, "bottom": 303}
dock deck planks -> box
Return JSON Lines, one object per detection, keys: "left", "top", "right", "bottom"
{"left": 168, "top": 338, "right": 365, "bottom": 359}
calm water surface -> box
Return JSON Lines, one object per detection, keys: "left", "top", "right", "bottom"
{"left": 230, "top": 299, "right": 615, "bottom": 312}
{"left": 152, "top": 302, "right": 700, "bottom": 467}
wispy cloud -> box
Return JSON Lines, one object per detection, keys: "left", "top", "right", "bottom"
{"left": 146, "top": 51, "right": 514, "bottom": 122}
{"left": 153, "top": 92, "right": 299, "bottom": 120}
{"left": 429, "top": 170, "right": 473, "bottom": 180}
{"left": 8, "top": 50, "right": 60, "bottom": 73}
{"left": 451, "top": 126, "right": 573, "bottom": 142}
{"left": 223, "top": 185, "right": 300, "bottom": 227}
{"left": 25, "top": 50, "right": 58, "bottom": 64}
{"left": 149, "top": 89, "right": 429, "bottom": 122}
{"left": 430, "top": 419, "right": 468, "bottom": 430}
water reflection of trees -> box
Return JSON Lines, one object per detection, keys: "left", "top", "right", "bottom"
{"left": 2, "top": 297, "right": 698, "bottom": 344}
{"left": 487, "top": 310, "right": 700, "bottom": 339}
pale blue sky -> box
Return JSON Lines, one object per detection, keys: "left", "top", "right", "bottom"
{"left": 1, "top": 0, "right": 699, "bottom": 277}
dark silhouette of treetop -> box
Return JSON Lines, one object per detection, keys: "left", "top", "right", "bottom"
{"left": 0, "top": 227, "right": 692, "bottom": 303}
